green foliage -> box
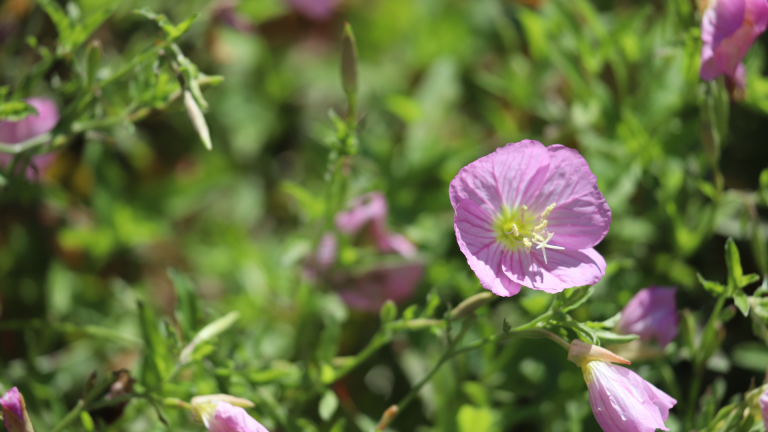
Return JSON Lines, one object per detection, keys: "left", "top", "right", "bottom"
{"left": 2, "top": 0, "right": 768, "bottom": 431}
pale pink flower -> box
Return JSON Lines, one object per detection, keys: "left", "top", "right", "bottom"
{"left": 285, "top": 0, "right": 337, "bottom": 21}
{"left": 568, "top": 341, "right": 677, "bottom": 432}
{"left": 700, "top": 0, "right": 768, "bottom": 83}
{"left": 615, "top": 287, "right": 678, "bottom": 348}
{"left": 191, "top": 395, "right": 267, "bottom": 432}
{"left": 449, "top": 140, "right": 611, "bottom": 297}
{"left": 335, "top": 191, "right": 417, "bottom": 258}
{"left": 759, "top": 387, "right": 768, "bottom": 430}
{"left": 205, "top": 402, "right": 269, "bottom": 432}
{"left": 1, "top": 387, "right": 35, "bottom": 432}
{"left": 335, "top": 263, "right": 423, "bottom": 312}
{"left": 0, "top": 97, "right": 59, "bottom": 179}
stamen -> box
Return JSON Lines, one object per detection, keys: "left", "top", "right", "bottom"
{"left": 533, "top": 232, "right": 545, "bottom": 242}
{"left": 541, "top": 203, "right": 556, "bottom": 220}
{"left": 522, "top": 238, "right": 532, "bottom": 252}
{"left": 504, "top": 223, "right": 519, "bottom": 237}
{"left": 534, "top": 220, "right": 547, "bottom": 232}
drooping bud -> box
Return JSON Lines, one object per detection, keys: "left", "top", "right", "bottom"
{"left": 340, "top": 23, "right": 358, "bottom": 98}
{"left": 1, "top": 387, "right": 35, "bottom": 432}
{"left": 184, "top": 90, "right": 212, "bottom": 151}
{"left": 567, "top": 340, "right": 631, "bottom": 367}
{"left": 449, "top": 292, "right": 494, "bottom": 320}
{"left": 190, "top": 395, "right": 267, "bottom": 432}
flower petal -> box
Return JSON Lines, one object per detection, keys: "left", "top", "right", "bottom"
{"left": 703, "top": 0, "right": 747, "bottom": 45}
{"left": 502, "top": 247, "right": 605, "bottom": 293}
{"left": 336, "top": 263, "right": 423, "bottom": 312}
{"left": 454, "top": 199, "right": 522, "bottom": 297}
{"left": 529, "top": 145, "right": 611, "bottom": 250}
{"left": 208, "top": 402, "right": 269, "bottom": 432}
{"left": 449, "top": 140, "right": 550, "bottom": 216}
{"left": 713, "top": 0, "right": 768, "bottom": 77}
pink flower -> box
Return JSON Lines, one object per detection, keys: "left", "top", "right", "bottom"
{"left": 700, "top": 0, "right": 768, "bottom": 83}
{"left": 0, "top": 97, "right": 59, "bottom": 179}
{"left": 449, "top": 140, "right": 611, "bottom": 297}
{"left": 191, "top": 395, "right": 268, "bottom": 432}
{"left": 205, "top": 402, "right": 269, "bottom": 432}
{"left": 285, "top": 0, "right": 337, "bottom": 21}
{"left": 335, "top": 191, "right": 417, "bottom": 258}
{"left": 759, "top": 388, "right": 768, "bottom": 430}
{"left": 615, "top": 287, "right": 678, "bottom": 348}
{"left": 568, "top": 341, "right": 677, "bottom": 432}
{"left": 334, "top": 263, "right": 423, "bottom": 312}
{"left": 1, "top": 387, "right": 35, "bottom": 432}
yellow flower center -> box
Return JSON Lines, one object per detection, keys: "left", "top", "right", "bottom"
{"left": 494, "top": 203, "right": 563, "bottom": 263}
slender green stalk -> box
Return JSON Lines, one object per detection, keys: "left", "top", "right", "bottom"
{"left": 684, "top": 294, "right": 727, "bottom": 429}
{"left": 50, "top": 400, "right": 85, "bottom": 432}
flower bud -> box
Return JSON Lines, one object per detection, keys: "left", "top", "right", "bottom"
{"left": 568, "top": 341, "right": 676, "bottom": 432}
{"left": 190, "top": 395, "right": 267, "bottom": 432}
{"left": 615, "top": 287, "right": 678, "bottom": 347}
{"left": 340, "top": 23, "right": 358, "bottom": 97}
{"left": 1, "top": 387, "right": 35, "bottom": 432}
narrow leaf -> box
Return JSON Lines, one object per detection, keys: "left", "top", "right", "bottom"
{"left": 179, "top": 311, "right": 239, "bottom": 365}
{"left": 184, "top": 90, "right": 212, "bottom": 150}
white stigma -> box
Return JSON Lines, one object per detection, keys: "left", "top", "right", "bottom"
{"left": 534, "top": 231, "right": 564, "bottom": 264}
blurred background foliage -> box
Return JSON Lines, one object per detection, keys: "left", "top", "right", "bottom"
{"left": 1, "top": 0, "right": 768, "bottom": 430}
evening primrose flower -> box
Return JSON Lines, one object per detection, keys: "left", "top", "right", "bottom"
{"left": 335, "top": 191, "right": 417, "bottom": 258}
{"left": 449, "top": 140, "right": 611, "bottom": 296}
{"left": 334, "top": 262, "right": 423, "bottom": 312}
{"left": 191, "top": 395, "right": 268, "bottom": 432}
{"left": 568, "top": 341, "right": 677, "bottom": 432}
{"left": 700, "top": 0, "right": 768, "bottom": 85}
{"left": 615, "top": 287, "right": 678, "bottom": 348}
{"left": 1, "top": 387, "right": 35, "bottom": 432}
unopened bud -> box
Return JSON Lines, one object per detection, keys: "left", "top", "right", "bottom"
{"left": 567, "top": 340, "right": 631, "bottom": 367}
{"left": 376, "top": 405, "right": 399, "bottom": 431}
{"left": 184, "top": 90, "right": 212, "bottom": 151}
{"left": 1, "top": 387, "right": 35, "bottom": 432}
{"left": 340, "top": 23, "right": 358, "bottom": 97}
{"left": 449, "top": 292, "right": 494, "bottom": 320}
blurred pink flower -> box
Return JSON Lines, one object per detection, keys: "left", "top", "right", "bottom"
{"left": 0, "top": 97, "right": 59, "bottom": 180}
{"left": 204, "top": 402, "right": 269, "bottom": 432}
{"left": 335, "top": 263, "right": 423, "bottom": 312}
{"left": 1, "top": 387, "right": 35, "bottom": 432}
{"left": 568, "top": 341, "right": 677, "bottom": 432}
{"left": 335, "top": 191, "right": 417, "bottom": 258}
{"left": 449, "top": 140, "right": 611, "bottom": 297}
{"left": 316, "top": 232, "right": 339, "bottom": 271}
{"left": 700, "top": 0, "right": 768, "bottom": 83}
{"left": 615, "top": 287, "right": 678, "bottom": 348}
{"left": 285, "top": 0, "right": 337, "bottom": 21}
{"left": 759, "top": 387, "right": 768, "bottom": 430}
{"left": 212, "top": 0, "right": 256, "bottom": 33}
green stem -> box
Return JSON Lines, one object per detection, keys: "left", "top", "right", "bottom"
{"left": 512, "top": 310, "right": 554, "bottom": 331}
{"left": 50, "top": 400, "right": 85, "bottom": 432}
{"left": 684, "top": 294, "right": 727, "bottom": 429}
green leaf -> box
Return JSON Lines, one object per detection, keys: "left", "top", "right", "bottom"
{"left": 421, "top": 288, "right": 441, "bottom": 318}
{"left": 731, "top": 342, "right": 768, "bottom": 372}
{"left": 318, "top": 390, "right": 339, "bottom": 422}
{"left": 80, "top": 411, "right": 95, "bottom": 432}
{"left": 697, "top": 273, "right": 724, "bottom": 295}
{"left": 86, "top": 40, "right": 102, "bottom": 87}
{"left": 168, "top": 268, "right": 200, "bottom": 339}
{"left": 329, "top": 418, "right": 347, "bottom": 432}
{"left": 179, "top": 311, "right": 239, "bottom": 365}
{"left": 734, "top": 292, "right": 750, "bottom": 317}
{"left": 679, "top": 309, "right": 698, "bottom": 355}
{"left": 594, "top": 330, "right": 639, "bottom": 346}
{"left": 340, "top": 23, "right": 358, "bottom": 97}
{"left": 725, "top": 237, "right": 743, "bottom": 295}
{"left": 457, "top": 404, "right": 496, "bottom": 432}
{"left": 137, "top": 301, "right": 170, "bottom": 386}
{"left": 379, "top": 300, "right": 398, "bottom": 325}
{"left": 502, "top": 318, "right": 512, "bottom": 334}
{"left": 0, "top": 101, "right": 38, "bottom": 122}
{"left": 553, "top": 286, "right": 593, "bottom": 313}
